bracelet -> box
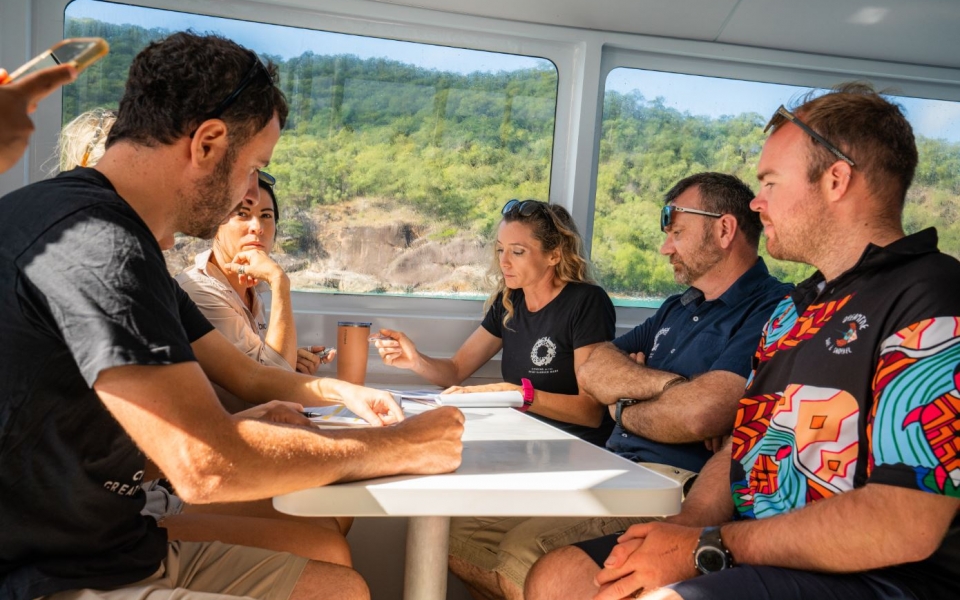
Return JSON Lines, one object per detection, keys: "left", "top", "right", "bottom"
{"left": 662, "top": 375, "right": 687, "bottom": 392}
{"left": 519, "top": 378, "right": 535, "bottom": 412}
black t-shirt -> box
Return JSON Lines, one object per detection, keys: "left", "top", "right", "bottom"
{"left": 481, "top": 282, "right": 616, "bottom": 445}
{"left": 0, "top": 168, "right": 214, "bottom": 599}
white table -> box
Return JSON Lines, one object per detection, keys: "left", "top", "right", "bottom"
{"left": 274, "top": 405, "right": 681, "bottom": 600}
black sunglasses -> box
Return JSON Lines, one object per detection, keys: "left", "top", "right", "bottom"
{"left": 207, "top": 52, "right": 270, "bottom": 121}
{"left": 258, "top": 170, "right": 276, "bottom": 188}
{"left": 764, "top": 105, "right": 856, "bottom": 167}
{"left": 190, "top": 52, "right": 270, "bottom": 137}
{"left": 660, "top": 204, "right": 722, "bottom": 232}
{"left": 502, "top": 199, "right": 549, "bottom": 217}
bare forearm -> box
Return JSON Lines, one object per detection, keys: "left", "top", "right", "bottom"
{"left": 529, "top": 389, "right": 605, "bottom": 428}
{"left": 723, "top": 484, "right": 958, "bottom": 572}
{"left": 263, "top": 275, "right": 298, "bottom": 368}
{"left": 183, "top": 418, "right": 423, "bottom": 503}
{"left": 667, "top": 446, "right": 734, "bottom": 527}
{"left": 579, "top": 343, "right": 677, "bottom": 404}
{"left": 409, "top": 353, "right": 470, "bottom": 388}
{"left": 619, "top": 372, "right": 745, "bottom": 443}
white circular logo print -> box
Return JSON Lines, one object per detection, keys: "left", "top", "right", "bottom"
{"left": 530, "top": 337, "right": 557, "bottom": 367}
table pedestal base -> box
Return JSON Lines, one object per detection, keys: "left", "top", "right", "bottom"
{"left": 403, "top": 516, "right": 450, "bottom": 600}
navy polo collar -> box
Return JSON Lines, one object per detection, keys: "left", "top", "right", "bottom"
{"left": 680, "top": 257, "right": 773, "bottom": 309}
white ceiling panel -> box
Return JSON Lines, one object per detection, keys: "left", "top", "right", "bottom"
{"left": 366, "top": 0, "right": 960, "bottom": 70}
{"left": 719, "top": 0, "right": 960, "bottom": 70}
{"left": 369, "top": 0, "right": 741, "bottom": 40}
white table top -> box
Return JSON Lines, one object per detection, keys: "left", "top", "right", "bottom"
{"left": 274, "top": 405, "right": 681, "bottom": 518}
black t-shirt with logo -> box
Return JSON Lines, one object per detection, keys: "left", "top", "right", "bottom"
{"left": 481, "top": 282, "right": 616, "bottom": 445}
{"left": 729, "top": 229, "right": 960, "bottom": 599}
{"left": 0, "top": 168, "right": 214, "bottom": 599}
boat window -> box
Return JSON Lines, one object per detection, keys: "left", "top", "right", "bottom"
{"left": 594, "top": 67, "right": 960, "bottom": 305}
{"left": 64, "top": 0, "right": 559, "bottom": 300}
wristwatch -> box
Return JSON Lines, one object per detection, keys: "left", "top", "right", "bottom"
{"left": 614, "top": 398, "right": 641, "bottom": 431}
{"left": 693, "top": 526, "right": 734, "bottom": 574}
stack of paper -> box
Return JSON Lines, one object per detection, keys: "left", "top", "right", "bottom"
{"left": 386, "top": 389, "right": 524, "bottom": 408}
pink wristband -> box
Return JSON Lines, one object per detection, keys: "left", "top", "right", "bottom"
{"left": 519, "top": 378, "right": 535, "bottom": 412}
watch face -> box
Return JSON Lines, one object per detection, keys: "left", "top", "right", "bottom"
{"left": 695, "top": 547, "right": 726, "bottom": 573}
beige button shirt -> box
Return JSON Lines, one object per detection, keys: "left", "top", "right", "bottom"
{"left": 176, "top": 249, "right": 292, "bottom": 371}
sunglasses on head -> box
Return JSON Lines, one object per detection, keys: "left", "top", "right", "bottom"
{"left": 660, "top": 204, "right": 723, "bottom": 232}
{"left": 190, "top": 52, "right": 270, "bottom": 137}
{"left": 258, "top": 170, "right": 276, "bottom": 188}
{"left": 764, "top": 105, "right": 856, "bottom": 167}
{"left": 208, "top": 51, "right": 270, "bottom": 121}
{"left": 502, "top": 199, "right": 549, "bottom": 217}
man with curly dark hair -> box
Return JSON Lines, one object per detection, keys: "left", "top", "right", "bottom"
{"left": 0, "top": 32, "right": 465, "bottom": 600}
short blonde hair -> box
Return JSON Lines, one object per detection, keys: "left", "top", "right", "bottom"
{"left": 56, "top": 108, "right": 117, "bottom": 173}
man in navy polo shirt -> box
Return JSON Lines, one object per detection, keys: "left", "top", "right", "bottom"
{"left": 527, "top": 84, "right": 960, "bottom": 600}
{"left": 584, "top": 172, "right": 793, "bottom": 477}
{"left": 448, "top": 172, "right": 791, "bottom": 600}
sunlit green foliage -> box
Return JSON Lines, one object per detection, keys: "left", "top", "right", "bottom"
{"left": 64, "top": 18, "right": 960, "bottom": 301}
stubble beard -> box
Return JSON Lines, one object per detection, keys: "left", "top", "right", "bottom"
{"left": 178, "top": 147, "right": 239, "bottom": 240}
{"left": 673, "top": 229, "right": 724, "bottom": 286}
{"left": 765, "top": 186, "right": 830, "bottom": 266}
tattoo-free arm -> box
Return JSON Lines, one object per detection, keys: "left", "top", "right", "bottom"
{"left": 617, "top": 370, "right": 746, "bottom": 443}
{"left": 262, "top": 271, "right": 298, "bottom": 369}
{"left": 722, "top": 483, "right": 959, "bottom": 572}
{"left": 376, "top": 326, "right": 502, "bottom": 388}
{"left": 578, "top": 343, "right": 680, "bottom": 404}
{"left": 94, "top": 361, "right": 464, "bottom": 504}
{"left": 666, "top": 442, "right": 735, "bottom": 526}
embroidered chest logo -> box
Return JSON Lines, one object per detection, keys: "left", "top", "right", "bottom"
{"left": 825, "top": 313, "right": 868, "bottom": 355}
{"left": 530, "top": 336, "right": 558, "bottom": 367}
{"left": 651, "top": 327, "right": 671, "bottom": 355}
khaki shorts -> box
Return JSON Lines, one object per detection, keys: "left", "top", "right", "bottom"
{"left": 41, "top": 540, "right": 308, "bottom": 600}
{"left": 449, "top": 462, "right": 697, "bottom": 589}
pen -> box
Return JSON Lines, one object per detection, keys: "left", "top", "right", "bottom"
{"left": 301, "top": 411, "right": 323, "bottom": 418}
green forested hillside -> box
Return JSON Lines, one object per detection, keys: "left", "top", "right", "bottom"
{"left": 63, "top": 17, "right": 960, "bottom": 299}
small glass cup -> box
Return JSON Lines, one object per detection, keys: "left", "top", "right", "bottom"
{"left": 336, "top": 321, "right": 372, "bottom": 385}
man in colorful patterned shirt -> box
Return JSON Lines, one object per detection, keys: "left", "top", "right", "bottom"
{"left": 525, "top": 82, "right": 960, "bottom": 600}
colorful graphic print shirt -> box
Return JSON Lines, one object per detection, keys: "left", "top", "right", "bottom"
{"left": 730, "top": 229, "right": 960, "bottom": 598}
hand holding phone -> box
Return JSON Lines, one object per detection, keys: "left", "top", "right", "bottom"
{"left": 0, "top": 38, "right": 108, "bottom": 174}
{"left": 3, "top": 38, "right": 109, "bottom": 84}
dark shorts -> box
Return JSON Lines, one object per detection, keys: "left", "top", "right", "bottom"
{"left": 574, "top": 535, "right": 917, "bottom": 600}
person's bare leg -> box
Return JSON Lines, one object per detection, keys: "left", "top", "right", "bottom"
{"left": 525, "top": 545, "right": 602, "bottom": 600}
{"left": 497, "top": 572, "right": 524, "bottom": 600}
{"left": 449, "top": 555, "right": 503, "bottom": 600}
{"left": 288, "top": 559, "right": 370, "bottom": 600}
{"left": 336, "top": 516, "right": 354, "bottom": 535}
{"left": 183, "top": 499, "right": 348, "bottom": 534}
{"left": 163, "top": 513, "right": 352, "bottom": 566}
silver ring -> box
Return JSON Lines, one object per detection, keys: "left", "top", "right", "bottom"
{"left": 238, "top": 265, "right": 246, "bottom": 276}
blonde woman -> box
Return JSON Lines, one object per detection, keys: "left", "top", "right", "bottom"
{"left": 374, "top": 199, "right": 616, "bottom": 445}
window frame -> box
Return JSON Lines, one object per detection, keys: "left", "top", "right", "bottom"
{"left": 3, "top": 0, "right": 960, "bottom": 355}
